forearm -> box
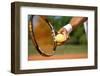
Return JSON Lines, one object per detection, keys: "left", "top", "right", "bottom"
{"left": 69, "top": 17, "right": 87, "bottom": 29}
{"left": 63, "top": 17, "right": 87, "bottom": 33}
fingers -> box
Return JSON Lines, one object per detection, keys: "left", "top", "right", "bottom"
{"left": 56, "top": 28, "right": 69, "bottom": 46}
{"left": 58, "top": 28, "right": 68, "bottom": 40}
{"left": 62, "top": 31, "right": 67, "bottom": 40}
{"left": 56, "top": 41, "right": 65, "bottom": 46}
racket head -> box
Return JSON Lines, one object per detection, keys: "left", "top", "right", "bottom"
{"left": 29, "top": 16, "right": 56, "bottom": 56}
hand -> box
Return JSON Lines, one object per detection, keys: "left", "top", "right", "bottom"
{"left": 56, "top": 28, "right": 69, "bottom": 45}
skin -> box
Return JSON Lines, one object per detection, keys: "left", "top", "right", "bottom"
{"left": 68, "top": 17, "right": 87, "bottom": 29}
{"left": 39, "top": 16, "right": 87, "bottom": 45}
{"left": 57, "top": 17, "right": 87, "bottom": 45}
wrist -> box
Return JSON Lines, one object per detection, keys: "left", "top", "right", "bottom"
{"left": 63, "top": 24, "right": 72, "bottom": 34}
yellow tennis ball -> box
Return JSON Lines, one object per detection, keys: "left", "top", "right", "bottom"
{"left": 55, "top": 34, "right": 65, "bottom": 42}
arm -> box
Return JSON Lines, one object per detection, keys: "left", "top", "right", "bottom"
{"left": 56, "top": 17, "right": 87, "bottom": 45}
{"left": 58, "top": 17, "right": 87, "bottom": 34}
{"left": 69, "top": 17, "right": 87, "bottom": 30}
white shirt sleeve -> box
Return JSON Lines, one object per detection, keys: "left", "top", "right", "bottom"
{"left": 63, "top": 24, "right": 73, "bottom": 34}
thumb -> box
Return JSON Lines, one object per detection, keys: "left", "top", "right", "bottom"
{"left": 62, "top": 31, "right": 67, "bottom": 40}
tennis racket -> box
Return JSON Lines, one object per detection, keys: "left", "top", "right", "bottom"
{"left": 29, "top": 15, "right": 57, "bottom": 56}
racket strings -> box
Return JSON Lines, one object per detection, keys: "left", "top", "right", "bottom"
{"left": 45, "top": 19, "right": 57, "bottom": 51}
{"left": 29, "top": 16, "right": 57, "bottom": 56}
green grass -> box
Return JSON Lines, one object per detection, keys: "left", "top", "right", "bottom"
{"left": 56, "top": 44, "right": 87, "bottom": 55}
{"left": 28, "top": 40, "right": 87, "bottom": 55}
{"left": 28, "top": 40, "right": 39, "bottom": 55}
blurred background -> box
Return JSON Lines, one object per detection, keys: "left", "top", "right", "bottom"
{"left": 47, "top": 16, "right": 87, "bottom": 45}
{"left": 28, "top": 15, "right": 87, "bottom": 57}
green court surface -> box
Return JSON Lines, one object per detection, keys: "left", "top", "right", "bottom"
{"left": 28, "top": 40, "right": 87, "bottom": 56}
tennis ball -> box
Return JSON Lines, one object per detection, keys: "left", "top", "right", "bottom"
{"left": 54, "top": 34, "right": 65, "bottom": 42}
